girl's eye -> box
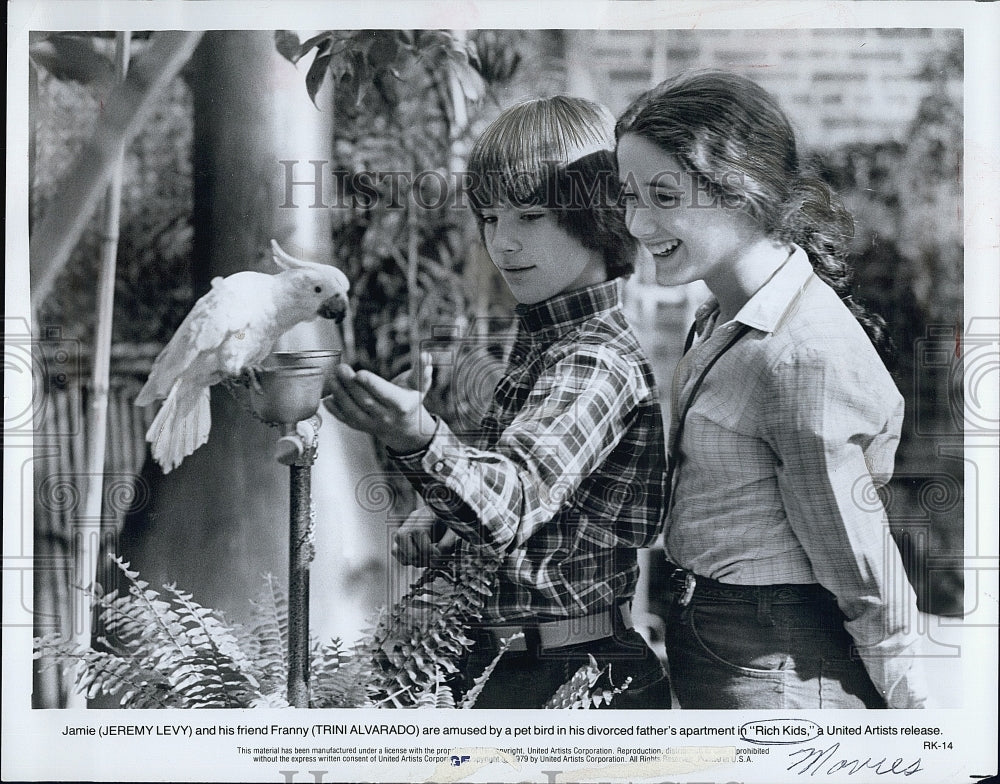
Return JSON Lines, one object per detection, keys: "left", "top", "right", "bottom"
{"left": 519, "top": 212, "right": 545, "bottom": 222}
{"left": 620, "top": 190, "right": 638, "bottom": 204}
{"left": 653, "top": 191, "right": 683, "bottom": 208}
{"left": 480, "top": 215, "right": 498, "bottom": 225}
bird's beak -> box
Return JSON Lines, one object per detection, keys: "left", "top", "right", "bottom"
{"left": 317, "top": 292, "right": 348, "bottom": 323}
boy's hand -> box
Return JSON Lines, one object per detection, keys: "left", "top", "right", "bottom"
{"left": 323, "top": 354, "right": 434, "bottom": 454}
{"left": 389, "top": 356, "right": 434, "bottom": 394}
{"left": 393, "top": 506, "right": 459, "bottom": 566}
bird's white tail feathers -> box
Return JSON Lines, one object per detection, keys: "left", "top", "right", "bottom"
{"left": 145, "top": 381, "right": 211, "bottom": 473}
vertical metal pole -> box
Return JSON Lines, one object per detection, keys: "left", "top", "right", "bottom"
{"left": 287, "top": 461, "right": 312, "bottom": 708}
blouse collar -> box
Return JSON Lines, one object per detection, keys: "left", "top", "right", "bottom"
{"left": 694, "top": 245, "right": 814, "bottom": 337}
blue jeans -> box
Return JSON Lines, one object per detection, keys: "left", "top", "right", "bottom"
{"left": 661, "top": 573, "right": 885, "bottom": 709}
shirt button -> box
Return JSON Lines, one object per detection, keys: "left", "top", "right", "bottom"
{"left": 432, "top": 460, "right": 446, "bottom": 472}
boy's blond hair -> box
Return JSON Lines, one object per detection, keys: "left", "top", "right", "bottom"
{"left": 467, "top": 96, "right": 637, "bottom": 280}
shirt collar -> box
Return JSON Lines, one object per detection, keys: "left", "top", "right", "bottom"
{"left": 514, "top": 280, "right": 620, "bottom": 335}
{"left": 694, "top": 245, "right": 813, "bottom": 336}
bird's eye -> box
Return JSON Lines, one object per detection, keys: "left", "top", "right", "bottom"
{"left": 314, "top": 286, "right": 322, "bottom": 293}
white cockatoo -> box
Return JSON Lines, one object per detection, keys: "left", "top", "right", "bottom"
{"left": 135, "top": 240, "right": 350, "bottom": 473}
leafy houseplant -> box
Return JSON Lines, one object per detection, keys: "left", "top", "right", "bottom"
{"left": 35, "top": 555, "right": 629, "bottom": 709}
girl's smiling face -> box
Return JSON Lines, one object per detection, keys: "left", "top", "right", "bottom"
{"left": 479, "top": 205, "right": 607, "bottom": 305}
{"left": 616, "top": 133, "right": 762, "bottom": 290}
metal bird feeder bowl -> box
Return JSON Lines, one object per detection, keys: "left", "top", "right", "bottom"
{"left": 245, "top": 348, "right": 340, "bottom": 708}
{"left": 265, "top": 349, "right": 341, "bottom": 372}
{"left": 249, "top": 366, "right": 325, "bottom": 424}
{"left": 251, "top": 349, "right": 341, "bottom": 424}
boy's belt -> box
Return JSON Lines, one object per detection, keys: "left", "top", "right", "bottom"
{"left": 480, "top": 602, "right": 632, "bottom": 653}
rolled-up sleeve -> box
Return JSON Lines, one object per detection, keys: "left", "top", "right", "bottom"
{"left": 763, "top": 345, "right": 927, "bottom": 708}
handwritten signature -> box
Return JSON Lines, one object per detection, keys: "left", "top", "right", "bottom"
{"left": 786, "top": 742, "right": 923, "bottom": 777}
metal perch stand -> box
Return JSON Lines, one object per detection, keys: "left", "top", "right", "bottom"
{"left": 248, "top": 349, "right": 340, "bottom": 708}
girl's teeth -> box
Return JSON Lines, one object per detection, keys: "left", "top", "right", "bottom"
{"left": 651, "top": 240, "right": 680, "bottom": 255}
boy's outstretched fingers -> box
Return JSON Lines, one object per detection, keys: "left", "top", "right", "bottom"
{"left": 324, "top": 364, "right": 434, "bottom": 453}
{"left": 323, "top": 364, "right": 376, "bottom": 430}
{"left": 390, "top": 351, "right": 434, "bottom": 397}
{"left": 348, "top": 369, "right": 421, "bottom": 413}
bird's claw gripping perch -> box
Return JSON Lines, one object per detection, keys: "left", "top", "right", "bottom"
{"left": 240, "top": 365, "right": 265, "bottom": 395}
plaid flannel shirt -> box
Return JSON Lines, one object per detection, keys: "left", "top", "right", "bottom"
{"left": 393, "top": 280, "right": 667, "bottom": 624}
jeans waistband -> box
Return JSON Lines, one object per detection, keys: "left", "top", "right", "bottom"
{"left": 665, "top": 563, "right": 834, "bottom": 607}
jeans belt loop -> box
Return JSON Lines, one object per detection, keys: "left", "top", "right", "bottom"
{"left": 756, "top": 585, "right": 775, "bottom": 627}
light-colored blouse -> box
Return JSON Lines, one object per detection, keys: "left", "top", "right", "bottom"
{"left": 664, "top": 245, "right": 926, "bottom": 708}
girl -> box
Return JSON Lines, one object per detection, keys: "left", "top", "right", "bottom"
{"left": 615, "top": 70, "right": 926, "bottom": 709}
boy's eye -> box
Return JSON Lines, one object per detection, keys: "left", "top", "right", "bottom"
{"left": 620, "top": 190, "right": 638, "bottom": 204}
{"left": 480, "top": 214, "right": 498, "bottom": 225}
{"left": 519, "top": 212, "right": 546, "bottom": 222}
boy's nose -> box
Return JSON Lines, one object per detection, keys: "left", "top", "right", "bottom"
{"left": 495, "top": 229, "right": 521, "bottom": 253}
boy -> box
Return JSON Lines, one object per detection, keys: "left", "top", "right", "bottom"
{"left": 324, "top": 96, "right": 669, "bottom": 708}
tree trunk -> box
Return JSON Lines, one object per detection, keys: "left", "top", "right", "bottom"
{"left": 114, "top": 32, "right": 388, "bottom": 671}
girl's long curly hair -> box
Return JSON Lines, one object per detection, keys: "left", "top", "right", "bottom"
{"left": 616, "top": 69, "right": 890, "bottom": 355}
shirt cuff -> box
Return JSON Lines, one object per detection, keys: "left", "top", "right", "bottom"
{"left": 386, "top": 415, "right": 441, "bottom": 461}
{"left": 389, "top": 415, "right": 458, "bottom": 496}
{"left": 857, "top": 638, "right": 929, "bottom": 709}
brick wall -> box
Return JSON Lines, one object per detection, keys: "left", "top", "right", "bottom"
{"left": 566, "top": 28, "right": 961, "bottom": 149}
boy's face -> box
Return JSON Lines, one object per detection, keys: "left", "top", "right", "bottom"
{"left": 479, "top": 205, "right": 607, "bottom": 305}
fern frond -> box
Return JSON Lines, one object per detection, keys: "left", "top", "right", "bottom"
{"left": 169, "top": 652, "right": 262, "bottom": 708}
{"left": 430, "top": 665, "right": 457, "bottom": 709}
{"left": 543, "top": 655, "right": 632, "bottom": 709}
{"left": 34, "top": 551, "right": 522, "bottom": 710}
{"left": 250, "top": 691, "right": 291, "bottom": 708}
{"left": 35, "top": 634, "right": 179, "bottom": 708}
{"left": 164, "top": 584, "right": 258, "bottom": 678}
{"left": 360, "top": 548, "right": 502, "bottom": 708}
{"left": 242, "top": 574, "right": 288, "bottom": 693}
{"left": 100, "top": 557, "right": 196, "bottom": 673}
{"left": 458, "top": 632, "right": 522, "bottom": 709}
{"left": 36, "top": 558, "right": 271, "bottom": 709}
{"left": 310, "top": 640, "right": 371, "bottom": 708}
{"left": 79, "top": 650, "right": 177, "bottom": 708}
